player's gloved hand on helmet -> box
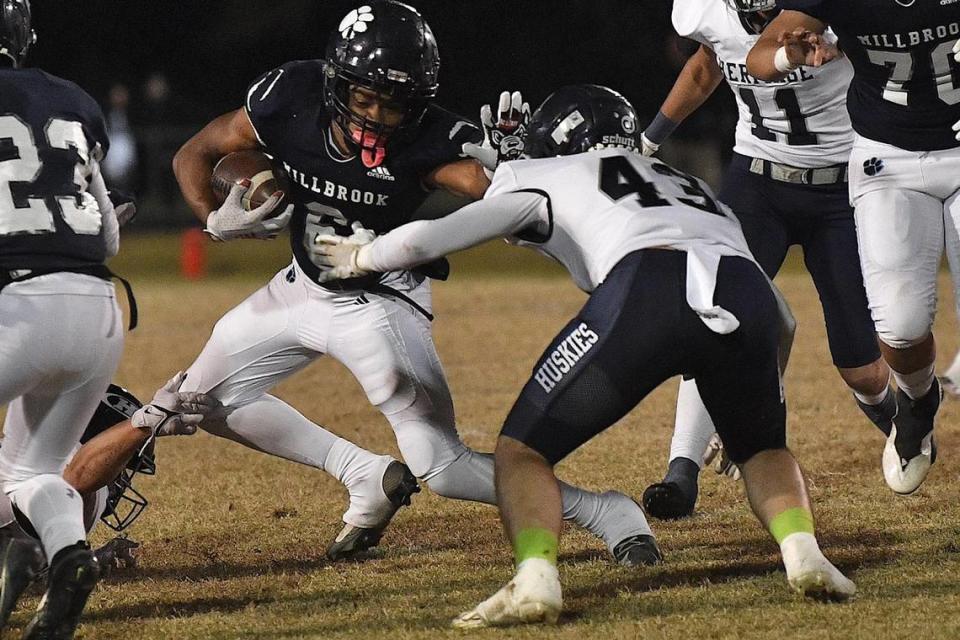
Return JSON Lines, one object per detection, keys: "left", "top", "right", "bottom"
{"left": 702, "top": 433, "right": 742, "bottom": 481}
{"left": 108, "top": 190, "right": 137, "bottom": 227}
{"left": 131, "top": 371, "right": 225, "bottom": 437}
{"left": 640, "top": 131, "right": 660, "bottom": 157}
{"left": 310, "top": 221, "right": 377, "bottom": 283}
{"left": 205, "top": 180, "right": 293, "bottom": 241}
{"left": 462, "top": 91, "right": 531, "bottom": 172}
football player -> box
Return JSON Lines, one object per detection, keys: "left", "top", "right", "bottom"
{"left": 0, "top": 375, "right": 220, "bottom": 629}
{"left": 311, "top": 84, "right": 856, "bottom": 627}
{"left": 171, "top": 0, "right": 658, "bottom": 565}
{"left": 0, "top": 0, "right": 133, "bottom": 636}
{"left": 639, "top": 0, "right": 894, "bottom": 520}
{"left": 745, "top": 0, "right": 960, "bottom": 494}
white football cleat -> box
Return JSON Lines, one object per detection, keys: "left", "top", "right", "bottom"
{"left": 452, "top": 559, "right": 562, "bottom": 629}
{"left": 882, "top": 427, "right": 935, "bottom": 495}
{"left": 781, "top": 533, "right": 856, "bottom": 602}
{"left": 788, "top": 561, "right": 857, "bottom": 602}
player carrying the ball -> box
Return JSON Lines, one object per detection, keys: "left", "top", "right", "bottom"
{"left": 170, "top": 0, "right": 658, "bottom": 566}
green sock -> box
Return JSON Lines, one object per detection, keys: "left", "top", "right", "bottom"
{"left": 513, "top": 528, "right": 558, "bottom": 566}
{"left": 768, "top": 507, "right": 815, "bottom": 544}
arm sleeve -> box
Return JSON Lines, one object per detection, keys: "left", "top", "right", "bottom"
{"left": 362, "top": 191, "right": 548, "bottom": 272}
{"left": 88, "top": 161, "right": 119, "bottom": 258}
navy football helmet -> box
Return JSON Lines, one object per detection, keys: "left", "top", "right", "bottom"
{"left": 82, "top": 385, "right": 156, "bottom": 532}
{"left": 323, "top": 1, "right": 440, "bottom": 165}
{"left": 723, "top": 0, "right": 780, "bottom": 35}
{"left": 524, "top": 85, "right": 639, "bottom": 159}
{"left": 0, "top": 0, "right": 35, "bottom": 67}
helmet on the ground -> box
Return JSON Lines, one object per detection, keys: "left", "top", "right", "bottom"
{"left": 323, "top": 1, "right": 439, "bottom": 162}
{"left": 0, "top": 0, "right": 35, "bottom": 67}
{"left": 82, "top": 385, "right": 156, "bottom": 532}
{"left": 524, "top": 85, "right": 639, "bottom": 159}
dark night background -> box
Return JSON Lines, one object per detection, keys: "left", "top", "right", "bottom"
{"left": 23, "top": 1, "right": 735, "bottom": 224}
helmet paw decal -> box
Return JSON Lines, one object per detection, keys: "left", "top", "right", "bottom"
{"left": 339, "top": 5, "right": 375, "bottom": 39}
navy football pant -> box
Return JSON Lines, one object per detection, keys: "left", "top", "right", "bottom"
{"left": 719, "top": 154, "right": 879, "bottom": 369}
{"left": 501, "top": 249, "right": 786, "bottom": 466}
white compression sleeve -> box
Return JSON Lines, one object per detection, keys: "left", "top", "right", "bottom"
{"left": 361, "top": 191, "right": 548, "bottom": 272}
{"left": 88, "top": 164, "right": 120, "bottom": 258}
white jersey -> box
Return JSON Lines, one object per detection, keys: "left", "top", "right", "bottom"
{"left": 488, "top": 149, "right": 757, "bottom": 333}
{"left": 673, "top": 0, "right": 854, "bottom": 167}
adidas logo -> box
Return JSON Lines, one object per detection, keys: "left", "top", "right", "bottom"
{"left": 366, "top": 165, "right": 395, "bottom": 181}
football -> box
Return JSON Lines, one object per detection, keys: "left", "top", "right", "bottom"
{"left": 210, "top": 150, "right": 291, "bottom": 215}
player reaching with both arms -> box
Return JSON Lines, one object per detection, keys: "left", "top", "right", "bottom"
{"left": 639, "top": 0, "right": 894, "bottom": 520}
{"left": 746, "top": 0, "right": 960, "bottom": 495}
{"left": 311, "top": 85, "right": 856, "bottom": 627}
{"left": 171, "top": 0, "right": 659, "bottom": 566}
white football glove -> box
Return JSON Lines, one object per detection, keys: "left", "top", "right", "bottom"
{"left": 131, "top": 371, "right": 225, "bottom": 437}
{"left": 310, "top": 221, "right": 377, "bottom": 283}
{"left": 702, "top": 433, "right": 741, "bottom": 481}
{"left": 640, "top": 131, "right": 660, "bottom": 157}
{"left": 205, "top": 181, "right": 293, "bottom": 241}
{"left": 462, "top": 91, "right": 531, "bottom": 171}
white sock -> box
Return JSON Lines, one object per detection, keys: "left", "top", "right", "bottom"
{"left": 669, "top": 377, "right": 715, "bottom": 466}
{"left": 893, "top": 363, "right": 935, "bottom": 400}
{"left": 7, "top": 474, "right": 85, "bottom": 560}
{"left": 202, "top": 394, "right": 377, "bottom": 471}
{"left": 425, "top": 449, "right": 497, "bottom": 504}
{"left": 854, "top": 383, "right": 890, "bottom": 406}
{"left": 560, "top": 486, "right": 652, "bottom": 549}
{"left": 779, "top": 531, "right": 825, "bottom": 577}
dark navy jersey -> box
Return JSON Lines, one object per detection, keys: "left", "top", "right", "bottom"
{"left": 0, "top": 68, "right": 111, "bottom": 269}
{"left": 244, "top": 60, "right": 482, "bottom": 286}
{"left": 777, "top": 0, "right": 960, "bottom": 150}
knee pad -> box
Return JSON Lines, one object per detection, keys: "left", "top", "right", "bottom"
{"left": 876, "top": 310, "right": 932, "bottom": 350}
{"left": 391, "top": 417, "right": 464, "bottom": 479}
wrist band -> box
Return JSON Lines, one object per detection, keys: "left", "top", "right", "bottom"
{"left": 644, "top": 111, "right": 680, "bottom": 145}
{"left": 774, "top": 46, "right": 799, "bottom": 73}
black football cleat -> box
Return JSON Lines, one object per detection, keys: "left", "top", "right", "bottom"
{"left": 612, "top": 534, "right": 663, "bottom": 567}
{"left": 883, "top": 380, "right": 940, "bottom": 495}
{"left": 326, "top": 461, "right": 420, "bottom": 561}
{"left": 22, "top": 542, "right": 100, "bottom": 640}
{"left": 0, "top": 536, "right": 45, "bottom": 629}
{"left": 642, "top": 457, "right": 700, "bottom": 520}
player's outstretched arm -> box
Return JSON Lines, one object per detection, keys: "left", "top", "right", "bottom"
{"left": 642, "top": 45, "right": 723, "bottom": 156}
{"left": 746, "top": 11, "right": 830, "bottom": 81}
{"left": 63, "top": 421, "right": 151, "bottom": 496}
{"left": 64, "top": 373, "right": 223, "bottom": 495}
{"left": 310, "top": 191, "right": 546, "bottom": 281}
{"left": 172, "top": 108, "right": 262, "bottom": 222}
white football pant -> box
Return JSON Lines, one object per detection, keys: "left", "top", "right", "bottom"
{"left": 0, "top": 274, "right": 123, "bottom": 558}
{"left": 849, "top": 134, "right": 960, "bottom": 349}
{"left": 180, "top": 262, "right": 652, "bottom": 546}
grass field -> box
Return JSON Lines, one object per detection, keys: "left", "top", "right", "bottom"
{"left": 6, "top": 234, "right": 960, "bottom": 639}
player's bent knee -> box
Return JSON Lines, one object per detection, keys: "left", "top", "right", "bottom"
{"left": 876, "top": 319, "right": 932, "bottom": 350}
